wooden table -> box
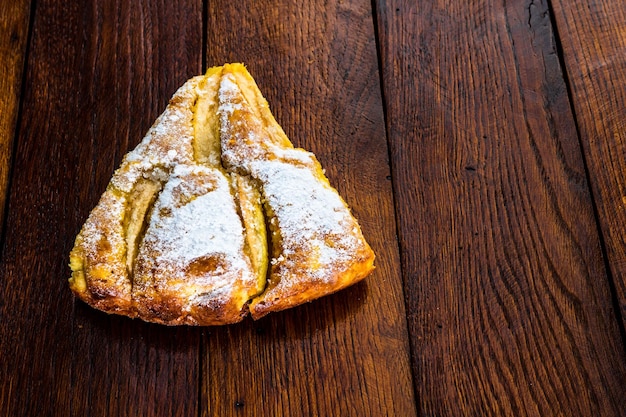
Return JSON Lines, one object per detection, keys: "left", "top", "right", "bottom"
{"left": 2, "top": 0, "right": 626, "bottom": 415}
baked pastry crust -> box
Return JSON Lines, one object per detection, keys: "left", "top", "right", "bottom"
{"left": 70, "top": 70, "right": 262, "bottom": 325}
{"left": 69, "top": 64, "right": 375, "bottom": 325}
{"left": 218, "top": 64, "right": 375, "bottom": 319}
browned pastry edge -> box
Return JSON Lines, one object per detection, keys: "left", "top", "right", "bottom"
{"left": 249, "top": 249, "right": 375, "bottom": 319}
{"left": 219, "top": 63, "right": 376, "bottom": 320}
{"left": 69, "top": 64, "right": 375, "bottom": 326}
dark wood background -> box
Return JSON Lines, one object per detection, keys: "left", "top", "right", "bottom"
{"left": 1, "top": 0, "right": 625, "bottom": 415}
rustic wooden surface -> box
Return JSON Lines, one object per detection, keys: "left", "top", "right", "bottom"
{"left": 0, "top": 0, "right": 31, "bottom": 236}
{"left": 551, "top": 0, "right": 626, "bottom": 331}
{"left": 1, "top": 0, "right": 626, "bottom": 416}
{"left": 377, "top": 0, "right": 626, "bottom": 415}
{"left": 201, "top": 1, "right": 414, "bottom": 416}
{"left": 0, "top": 0, "right": 203, "bottom": 416}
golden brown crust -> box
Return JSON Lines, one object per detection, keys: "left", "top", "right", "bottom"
{"left": 250, "top": 248, "right": 375, "bottom": 319}
{"left": 130, "top": 164, "right": 258, "bottom": 325}
{"left": 69, "top": 188, "right": 136, "bottom": 317}
{"left": 69, "top": 70, "right": 260, "bottom": 325}
{"left": 69, "top": 63, "right": 375, "bottom": 325}
{"left": 218, "top": 64, "right": 376, "bottom": 319}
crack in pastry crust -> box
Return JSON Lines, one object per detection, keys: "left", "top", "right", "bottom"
{"left": 69, "top": 63, "right": 375, "bottom": 325}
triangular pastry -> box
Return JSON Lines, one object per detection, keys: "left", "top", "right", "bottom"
{"left": 69, "top": 64, "right": 375, "bottom": 325}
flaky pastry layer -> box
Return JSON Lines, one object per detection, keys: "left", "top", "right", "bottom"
{"left": 69, "top": 64, "right": 375, "bottom": 325}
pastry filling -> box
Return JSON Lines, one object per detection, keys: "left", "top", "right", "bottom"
{"left": 124, "top": 176, "right": 163, "bottom": 278}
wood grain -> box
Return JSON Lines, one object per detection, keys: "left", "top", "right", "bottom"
{"left": 0, "top": 0, "right": 202, "bottom": 415}
{"left": 202, "top": 1, "right": 416, "bottom": 416}
{"left": 376, "top": 0, "right": 626, "bottom": 415}
{"left": 0, "top": 0, "right": 31, "bottom": 236}
{"left": 550, "top": 0, "right": 626, "bottom": 331}
{"left": 4, "top": 0, "right": 626, "bottom": 415}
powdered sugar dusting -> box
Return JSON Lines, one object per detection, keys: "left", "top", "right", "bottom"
{"left": 218, "top": 73, "right": 307, "bottom": 167}
{"left": 135, "top": 164, "right": 255, "bottom": 296}
{"left": 218, "top": 77, "right": 243, "bottom": 114}
{"left": 74, "top": 67, "right": 373, "bottom": 323}
{"left": 218, "top": 75, "right": 271, "bottom": 169}
{"left": 251, "top": 159, "right": 361, "bottom": 283}
{"left": 111, "top": 78, "right": 199, "bottom": 193}
{"left": 219, "top": 73, "right": 364, "bottom": 285}
{"left": 77, "top": 189, "right": 130, "bottom": 295}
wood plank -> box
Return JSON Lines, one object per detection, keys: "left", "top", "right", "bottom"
{"left": 0, "top": 0, "right": 31, "bottom": 236}
{"left": 0, "top": 0, "right": 202, "bottom": 415}
{"left": 202, "top": 1, "right": 416, "bottom": 416}
{"left": 376, "top": 0, "right": 626, "bottom": 415}
{"left": 550, "top": 0, "right": 626, "bottom": 331}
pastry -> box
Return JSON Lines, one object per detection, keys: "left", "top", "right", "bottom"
{"left": 69, "top": 64, "right": 375, "bottom": 325}
{"left": 218, "top": 64, "right": 375, "bottom": 318}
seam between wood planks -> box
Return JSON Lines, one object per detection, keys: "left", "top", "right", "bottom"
{"left": 0, "top": 0, "right": 37, "bottom": 257}
{"left": 370, "top": 1, "right": 422, "bottom": 416}
{"left": 202, "top": 0, "right": 207, "bottom": 72}
{"left": 543, "top": 0, "right": 626, "bottom": 357}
